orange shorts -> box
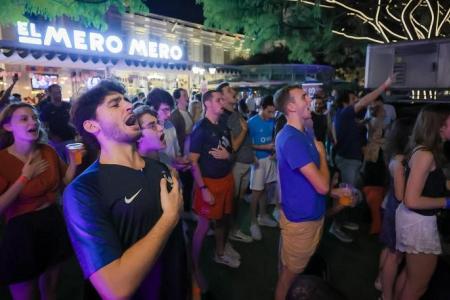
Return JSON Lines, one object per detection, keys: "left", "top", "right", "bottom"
{"left": 193, "top": 173, "right": 234, "bottom": 220}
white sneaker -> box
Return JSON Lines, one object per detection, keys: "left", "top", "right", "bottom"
{"left": 257, "top": 215, "right": 278, "bottom": 228}
{"left": 229, "top": 230, "right": 253, "bottom": 243}
{"left": 224, "top": 242, "right": 241, "bottom": 260}
{"left": 214, "top": 253, "right": 240, "bottom": 268}
{"left": 250, "top": 223, "right": 262, "bottom": 240}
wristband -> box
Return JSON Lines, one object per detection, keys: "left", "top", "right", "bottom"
{"left": 17, "top": 175, "right": 29, "bottom": 185}
{"left": 199, "top": 185, "right": 207, "bottom": 190}
{"left": 445, "top": 197, "right": 450, "bottom": 209}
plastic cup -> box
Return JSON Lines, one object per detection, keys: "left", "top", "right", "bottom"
{"left": 66, "top": 143, "right": 84, "bottom": 165}
{"left": 338, "top": 183, "right": 353, "bottom": 206}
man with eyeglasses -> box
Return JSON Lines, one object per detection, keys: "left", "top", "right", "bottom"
{"left": 146, "top": 88, "right": 190, "bottom": 171}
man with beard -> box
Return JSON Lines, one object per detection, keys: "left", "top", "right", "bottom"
{"left": 63, "top": 80, "right": 185, "bottom": 300}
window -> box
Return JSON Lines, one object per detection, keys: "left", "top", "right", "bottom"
{"left": 224, "top": 50, "right": 231, "bottom": 64}
{"left": 203, "top": 44, "right": 211, "bottom": 63}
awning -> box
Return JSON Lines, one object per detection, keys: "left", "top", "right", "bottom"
{"left": 0, "top": 41, "right": 241, "bottom": 75}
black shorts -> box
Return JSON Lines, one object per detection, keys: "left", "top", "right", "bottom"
{"left": 0, "top": 204, "right": 72, "bottom": 285}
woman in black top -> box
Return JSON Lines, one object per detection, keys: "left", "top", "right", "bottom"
{"left": 395, "top": 104, "right": 450, "bottom": 300}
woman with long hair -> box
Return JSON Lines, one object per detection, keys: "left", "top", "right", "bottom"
{"left": 0, "top": 103, "right": 77, "bottom": 300}
{"left": 395, "top": 104, "right": 450, "bottom": 300}
{"left": 376, "top": 118, "right": 413, "bottom": 300}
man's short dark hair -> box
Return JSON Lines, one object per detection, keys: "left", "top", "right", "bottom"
{"left": 273, "top": 85, "right": 301, "bottom": 114}
{"left": 173, "top": 88, "right": 186, "bottom": 101}
{"left": 216, "top": 82, "right": 230, "bottom": 93}
{"left": 133, "top": 104, "right": 158, "bottom": 123}
{"left": 46, "top": 84, "right": 61, "bottom": 93}
{"left": 202, "top": 90, "right": 217, "bottom": 106}
{"left": 194, "top": 93, "right": 202, "bottom": 102}
{"left": 146, "top": 88, "right": 174, "bottom": 110}
{"left": 71, "top": 80, "right": 126, "bottom": 149}
{"left": 260, "top": 95, "right": 274, "bottom": 110}
{"left": 335, "top": 90, "right": 356, "bottom": 108}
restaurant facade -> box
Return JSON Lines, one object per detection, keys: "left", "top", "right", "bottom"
{"left": 0, "top": 11, "right": 249, "bottom": 101}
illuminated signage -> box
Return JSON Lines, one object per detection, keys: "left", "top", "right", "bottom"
{"left": 17, "top": 21, "right": 183, "bottom": 61}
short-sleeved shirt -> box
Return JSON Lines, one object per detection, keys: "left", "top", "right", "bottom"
{"left": 63, "top": 158, "right": 186, "bottom": 299}
{"left": 247, "top": 114, "right": 275, "bottom": 159}
{"left": 190, "top": 117, "right": 233, "bottom": 178}
{"left": 0, "top": 144, "right": 66, "bottom": 222}
{"left": 276, "top": 125, "right": 325, "bottom": 222}
{"left": 334, "top": 105, "right": 365, "bottom": 160}
{"left": 221, "top": 109, "right": 254, "bottom": 164}
{"left": 159, "top": 121, "right": 181, "bottom": 165}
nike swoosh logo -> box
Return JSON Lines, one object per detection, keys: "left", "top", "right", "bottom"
{"left": 124, "top": 188, "right": 142, "bottom": 204}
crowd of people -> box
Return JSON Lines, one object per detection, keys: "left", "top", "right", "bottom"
{"left": 0, "top": 74, "right": 449, "bottom": 300}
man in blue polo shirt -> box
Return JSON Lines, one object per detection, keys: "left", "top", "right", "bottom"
{"left": 274, "top": 85, "right": 350, "bottom": 300}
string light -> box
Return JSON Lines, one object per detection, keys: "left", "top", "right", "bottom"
{"left": 291, "top": 0, "right": 450, "bottom": 43}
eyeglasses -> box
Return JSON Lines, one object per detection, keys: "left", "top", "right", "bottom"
{"left": 158, "top": 108, "right": 171, "bottom": 113}
{"left": 141, "top": 122, "right": 159, "bottom": 131}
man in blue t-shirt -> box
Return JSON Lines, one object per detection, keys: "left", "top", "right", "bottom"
{"left": 330, "top": 75, "right": 394, "bottom": 242}
{"left": 247, "top": 95, "right": 279, "bottom": 240}
{"left": 273, "top": 85, "right": 350, "bottom": 300}
{"left": 64, "top": 80, "right": 184, "bottom": 300}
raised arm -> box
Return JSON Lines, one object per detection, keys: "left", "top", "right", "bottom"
{"left": 354, "top": 75, "right": 394, "bottom": 113}
{"left": 0, "top": 74, "right": 18, "bottom": 109}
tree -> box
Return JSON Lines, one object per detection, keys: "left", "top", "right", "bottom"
{"left": 197, "top": 0, "right": 366, "bottom": 66}
{"left": 0, "top": 0, "right": 148, "bottom": 31}
{"left": 198, "top": 0, "right": 450, "bottom": 66}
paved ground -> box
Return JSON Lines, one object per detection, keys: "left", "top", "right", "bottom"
{"left": 1, "top": 201, "right": 449, "bottom": 300}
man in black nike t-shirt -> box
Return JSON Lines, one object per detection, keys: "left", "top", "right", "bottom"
{"left": 63, "top": 80, "right": 185, "bottom": 300}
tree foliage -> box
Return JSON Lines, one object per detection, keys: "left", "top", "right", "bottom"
{"left": 197, "top": 0, "right": 366, "bottom": 66}
{"left": 198, "top": 0, "right": 450, "bottom": 66}
{"left": 0, "top": 0, "right": 148, "bottom": 31}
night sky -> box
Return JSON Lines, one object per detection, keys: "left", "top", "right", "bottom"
{"left": 145, "top": 0, "right": 204, "bottom": 24}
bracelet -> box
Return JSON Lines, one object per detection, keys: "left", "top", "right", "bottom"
{"left": 17, "top": 175, "right": 29, "bottom": 185}
{"left": 445, "top": 197, "right": 450, "bottom": 209}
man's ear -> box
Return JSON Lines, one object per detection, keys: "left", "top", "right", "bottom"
{"left": 83, "top": 120, "right": 100, "bottom": 135}
{"left": 286, "top": 101, "right": 296, "bottom": 114}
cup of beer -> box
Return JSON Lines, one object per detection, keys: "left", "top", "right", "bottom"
{"left": 66, "top": 143, "right": 84, "bottom": 165}
{"left": 338, "top": 183, "right": 353, "bottom": 206}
